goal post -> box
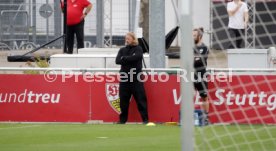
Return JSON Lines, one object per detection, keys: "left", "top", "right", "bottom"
{"left": 179, "top": 0, "right": 194, "bottom": 151}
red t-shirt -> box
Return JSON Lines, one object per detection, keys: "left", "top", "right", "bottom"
{"left": 61, "top": 0, "right": 91, "bottom": 25}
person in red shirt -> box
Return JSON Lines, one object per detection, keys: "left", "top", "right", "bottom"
{"left": 61, "top": 0, "right": 92, "bottom": 54}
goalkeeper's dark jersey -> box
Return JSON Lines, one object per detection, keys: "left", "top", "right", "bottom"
{"left": 193, "top": 43, "right": 209, "bottom": 71}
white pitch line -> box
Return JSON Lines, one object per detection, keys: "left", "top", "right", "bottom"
{"left": 96, "top": 137, "right": 109, "bottom": 139}
{"left": 0, "top": 125, "right": 41, "bottom": 130}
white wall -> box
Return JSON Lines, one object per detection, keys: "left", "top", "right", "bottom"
{"left": 165, "top": 0, "right": 179, "bottom": 46}
{"left": 193, "top": 0, "right": 211, "bottom": 47}
{"left": 165, "top": 0, "right": 211, "bottom": 47}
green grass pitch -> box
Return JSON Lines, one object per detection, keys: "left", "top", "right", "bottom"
{"left": 0, "top": 124, "right": 275, "bottom": 151}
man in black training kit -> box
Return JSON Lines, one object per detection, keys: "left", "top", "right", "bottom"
{"left": 115, "top": 32, "right": 149, "bottom": 124}
{"left": 193, "top": 28, "right": 210, "bottom": 125}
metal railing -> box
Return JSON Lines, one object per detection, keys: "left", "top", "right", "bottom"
{"left": 0, "top": 67, "right": 276, "bottom": 73}
{"left": 0, "top": 0, "right": 131, "bottom": 50}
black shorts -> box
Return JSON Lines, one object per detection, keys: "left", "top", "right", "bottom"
{"left": 194, "top": 70, "right": 208, "bottom": 98}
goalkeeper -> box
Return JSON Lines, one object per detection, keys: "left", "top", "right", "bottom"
{"left": 193, "top": 27, "right": 210, "bottom": 125}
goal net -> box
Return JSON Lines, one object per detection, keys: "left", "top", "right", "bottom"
{"left": 193, "top": 0, "right": 276, "bottom": 150}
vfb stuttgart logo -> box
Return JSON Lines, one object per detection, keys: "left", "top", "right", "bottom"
{"left": 106, "top": 83, "right": 121, "bottom": 114}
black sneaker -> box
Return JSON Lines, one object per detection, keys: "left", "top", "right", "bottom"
{"left": 142, "top": 121, "right": 149, "bottom": 124}
{"left": 116, "top": 121, "right": 126, "bottom": 124}
{"left": 204, "top": 117, "right": 209, "bottom": 126}
{"left": 203, "top": 113, "right": 210, "bottom": 126}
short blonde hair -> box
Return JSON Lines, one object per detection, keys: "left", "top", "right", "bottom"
{"left": 126, "top": 32, "right": 139, "bottom": 46}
